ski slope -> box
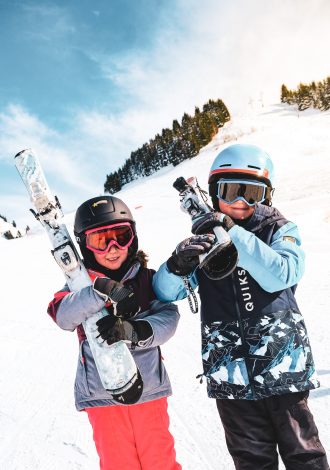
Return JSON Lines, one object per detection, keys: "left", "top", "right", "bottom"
{"left": 0, "top": 103, "right": 329, "bottom": 469}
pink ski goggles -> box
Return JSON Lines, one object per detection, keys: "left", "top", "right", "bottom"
{"left": 85, "top": 222, "right": 134, "bottom": 254}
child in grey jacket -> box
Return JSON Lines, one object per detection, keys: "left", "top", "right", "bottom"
{"left": 48, "top": 195, "right": 181, "bottom": 470}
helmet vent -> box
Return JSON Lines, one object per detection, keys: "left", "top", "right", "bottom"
{"left": 248, "top": 165, "right": 261, "bottom": 170}
{"left": 219, "top": 164, "right": 231, "bottom": 167}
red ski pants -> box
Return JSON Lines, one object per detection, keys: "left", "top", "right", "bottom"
{"left": 86, "top": 397, "right": 181, "bottom": 470}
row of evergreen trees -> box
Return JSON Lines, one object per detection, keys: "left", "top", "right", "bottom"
{"left": 281, "top": 76, "right": 330, "bottom": 111}
{"left": 104, "top": 98, "right": 230, "bottom": 194}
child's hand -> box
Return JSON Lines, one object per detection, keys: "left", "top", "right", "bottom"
{"left": 96, "top": 318, "right": 152, "bottom": 346}
{"left": 167, "top": 234, "right": 215, "bottom": 276}
{"left": 192, "top": 212, "right": 235, "bottom": 235}
{"left": 93, "top": 277, "right": 140, "bottom": 319}
{"left": 96, "top": 318, "right": 137, "bottom": 345}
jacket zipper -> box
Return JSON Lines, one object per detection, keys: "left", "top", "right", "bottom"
{"left": 231, "top": 273, "right": 256, "bottom": 398}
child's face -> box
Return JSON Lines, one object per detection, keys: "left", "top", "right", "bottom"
{"left": 94, "top": 245, "right": 129, "bottom": 271}
{"left": 218, "top": 199, "right": 255, "bottom": 220}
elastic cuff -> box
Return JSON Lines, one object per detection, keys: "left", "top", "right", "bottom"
{"left": 130, "top": 320, "right": 153, "bottom": 342}
{"left": 166, "top": 255, "right": 195, "bottom": 276}
{"left": 223, "top": 216, "right": 235, "bottom": 231}
{"left": 92, "top": 279, "right": 109, "bottom": 302}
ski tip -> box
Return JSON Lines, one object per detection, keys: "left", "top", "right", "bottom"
{"left": 14, "top": 148, "right": 32, "bottom": 159}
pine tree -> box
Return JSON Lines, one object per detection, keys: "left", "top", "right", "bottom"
{"left": 172, "top": 119, "right": 181, "bottom": 136}
{"left": 319, "top": 77, "right": 330, "bottom": 110}
{"left": 213, "top": 99, "right": 231, "bottom": 125}
{"left": 310, "top": 82, "right": 318, "bottom": 108}
{"left": 104, "top": 171, "right": 121, "bottom": 194}
{"left": 281, "top": 84, "right": 290, "bottom": 103}
{"left": 296, "top": 83, "right": 313, "bottom": 111}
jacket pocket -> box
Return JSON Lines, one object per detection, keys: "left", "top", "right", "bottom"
{"left": 201, "top": 320, "right": 248, "bottom": 385}
{"left": 74, "top": 341, "right": 91, "bottom": 397}
{"left": 248, "top": 309, "right": 314, "bottom": 388}
{"left": 158, "top": 346, "right": 164, "bottom": 385}
{"left": 81, "top": 341, "right": 115, "bottom": 398}
{"left": 133, "top": 347, "right": 167, "bottom": 394}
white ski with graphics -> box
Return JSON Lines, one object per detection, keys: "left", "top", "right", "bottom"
{"left": 173, "top": 175, "right": 238, "bottom": 279}
{"left": 14, "top": 149, "right": 142, "bottom": 401}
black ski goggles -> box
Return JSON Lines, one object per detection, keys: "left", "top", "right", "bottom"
{"left": 217, "top": 179, "right": 268, "bottom": 206}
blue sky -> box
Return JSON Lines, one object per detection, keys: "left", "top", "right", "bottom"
{"left": 1, "top": 0, "right": 330, "bottom": 226}
{"left": 0, "top": 0, "right": 170, "bottom": 126}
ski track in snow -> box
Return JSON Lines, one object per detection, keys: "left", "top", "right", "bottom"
{"left": 0, "top": 103, "right": 329, "bottom": 469}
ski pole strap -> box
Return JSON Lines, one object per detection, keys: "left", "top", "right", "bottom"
{"left": 196, "top": 373, "right": 204, "bottom": 384}
{"left": 181, "top": 276, "right": 198, "bottom": 314}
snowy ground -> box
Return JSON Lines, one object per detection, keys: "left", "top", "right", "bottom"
{"left": 0, "top": 103, "right": 329, "bottom": 469}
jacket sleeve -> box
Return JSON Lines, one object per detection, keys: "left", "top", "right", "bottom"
{"left": 47, "top": 284, "right": 106, "bottom": 332}
{"left": 133, "top": 299, "right": 180, "bottom": 348}
{"left": 152, "top": 264, "right": 199, "bottom": 302}
{"left": 229, "top": 221, "right": 305, "bottom": 292}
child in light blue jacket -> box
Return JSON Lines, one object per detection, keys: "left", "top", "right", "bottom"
{"left": 153, "top": 144, "right": 328, "bottom": 470}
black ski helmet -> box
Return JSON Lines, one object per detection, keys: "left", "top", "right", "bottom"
{"left": 74, "top": 196, "right": 138, "bottom": 272}
{"left": 74, "top": 195, "right": 135, "bottom": 238}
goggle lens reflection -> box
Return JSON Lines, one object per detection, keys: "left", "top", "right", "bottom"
{"left": 85, "top": 222, "right": 134, "bottom": 254}
{"left": 217, "top": 180, "right": 267, "bottom": 206}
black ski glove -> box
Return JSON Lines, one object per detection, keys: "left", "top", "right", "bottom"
{"left": 166, "top": 234, "right": 215, "bottom": 276}
{"left": 192, "top": 212, "right": 235, "bottom": 235}
{"left": 96, "top": 317, "right": 153, "bottom": 347}
{"left": 93, "top": 277, "right": 140, "bottom": 319}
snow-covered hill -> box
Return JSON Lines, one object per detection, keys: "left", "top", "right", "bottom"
{"left": 0, "top": 103, "right": 329, "bottom": 469}
{"left": 0, "top": 218, "right": 26, "bottom": 239}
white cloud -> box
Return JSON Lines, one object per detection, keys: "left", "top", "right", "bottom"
{"left": 22, "top": 3, "right": 76, "bottom": 41}
{"left": 85, "top": 0, "right": 330, "bottom": 150}
{"left": 0, "top": 104, "right": 147, "bottom": 224}
{"left": 0, "top": 105, "right": 94, "bottom": 192}
{"left": 2, "top": 0, "right": 330, "bottom": 224}
{"left": 83, "top": 0, "right": 330, "bottom": 187}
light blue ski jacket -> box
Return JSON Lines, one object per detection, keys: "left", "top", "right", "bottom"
{"left": 153, "top": 204, "right": 319, "bottom": 400}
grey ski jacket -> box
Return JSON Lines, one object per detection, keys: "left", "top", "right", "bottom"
{"left": 48, "top": 263, "right": 180, "bottom": 410}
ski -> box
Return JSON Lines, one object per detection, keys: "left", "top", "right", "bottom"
{"left": 173, "top": 176, "right": 238, "bottom": 280}
{"left": 15, "top": 149, "right": 142, "bottom": 402}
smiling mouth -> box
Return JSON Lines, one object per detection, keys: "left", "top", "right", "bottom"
{"left": 106, "top": 256, "right": 120, "bottom": 261}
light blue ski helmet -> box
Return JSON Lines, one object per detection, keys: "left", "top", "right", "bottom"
{"left": 208, "top": 144, "right": 275, "bottom": 207}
